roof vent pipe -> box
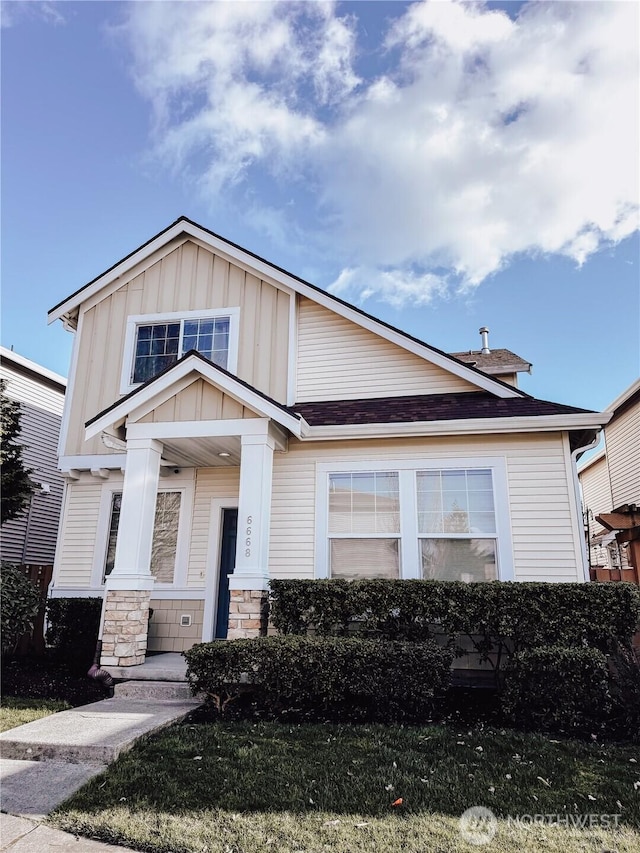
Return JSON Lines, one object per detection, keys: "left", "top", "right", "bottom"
{"left": 479, "top": 327, "right": 490, "bottom": 354}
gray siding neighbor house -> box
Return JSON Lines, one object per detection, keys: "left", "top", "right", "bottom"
{"left": 0, "top": 347, "right": 66, "bottom": 565}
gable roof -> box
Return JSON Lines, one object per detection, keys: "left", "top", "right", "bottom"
{"left": 85, "top": 350, "right": 307, "bottom": 439}
{"left": 48, "top": 216, "right": 524, "bottom": 400}
{"left": 449, "top": 348, "right": 532, "bottom": 375}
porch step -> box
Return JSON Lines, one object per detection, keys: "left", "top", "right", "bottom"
{"left": 113, "top": 680, "right": 194, "bottom": 701}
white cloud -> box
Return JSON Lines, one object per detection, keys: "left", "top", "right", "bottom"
{"left": 121, "top": 0, "right": 639, "bottom": 306}
{"left": 2, "top": 1, "right": 65, "bottom": 28}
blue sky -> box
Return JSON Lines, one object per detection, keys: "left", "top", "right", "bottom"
{"left": 2, "top": 0, "right": 638, "bottom": 414}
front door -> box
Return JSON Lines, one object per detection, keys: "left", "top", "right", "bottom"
{"left": 215, "top": 508, "right": 238, "bottom": 639}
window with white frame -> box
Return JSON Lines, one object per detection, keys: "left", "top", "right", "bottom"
{"left": 417, "top": 468, "right": 497, "bottom": 582}
{"left": 318, "top": 459, "right": 512, "bottom": 583}
{"left": 121, "top": 309, "right": 239, "bottom": 391}
{"left": 103, "top": 491, "right": 182, "bottom": 584}
{"left": 329, "top": 472, "right": 401, "bottom": 580}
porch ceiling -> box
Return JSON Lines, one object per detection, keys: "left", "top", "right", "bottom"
{"left": 161, "top": 435, "right": 241, "bottom": 468}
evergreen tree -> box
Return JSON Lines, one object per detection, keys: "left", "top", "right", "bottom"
{"left": 0, "top": 379, "right": 34, "bottom": 524}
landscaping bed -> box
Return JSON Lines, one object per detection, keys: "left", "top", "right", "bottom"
{"left": 1, "top": 656, "right": 107, "bottom": 708}
{"left": 51, "top": 719, "right": 640, "bottom": 853}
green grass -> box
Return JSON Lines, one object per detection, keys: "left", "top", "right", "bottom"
{"left": 51, "top": 720, "right": 640, "bottom": 852}
{"left": 0, "top": 696, "right": 71, "bottom": 732}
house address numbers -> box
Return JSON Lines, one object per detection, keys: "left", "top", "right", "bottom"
{"left": 245, "top": 515, "right": 253, "bottom": 557}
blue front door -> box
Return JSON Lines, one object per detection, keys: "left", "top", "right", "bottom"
{"left": 215, "top": 508, "right": 238, "bottom": 639}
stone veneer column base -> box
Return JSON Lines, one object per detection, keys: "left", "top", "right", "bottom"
{"left": 100, "top": 589, "right": 152, "bottom": 666}
{"left": 227, "top": 590, "right": 269, "bottom": 639}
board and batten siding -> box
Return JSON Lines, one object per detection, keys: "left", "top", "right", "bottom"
{"left": 295, "top": 298, "right": 477, "bottom": 402}
{"left": 54, "top": 479, "right": 104, "bottom": 587}
{"left": 605, "top": 400, "right": 640, "bottom": 508}
{"left": 64, "top": 239, "right": 291, "bottom": 456}
{"left": 137, "top": 380, "right": 258, "bottom": 423}
{"left": 187, "top": 467, "right": 240, "bottom": 587}
{"left": 269, "top": 432, "right": 583, "bottom": 583}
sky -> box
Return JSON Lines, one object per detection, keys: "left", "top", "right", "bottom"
{"left": 1, "top": 0, "right": 639, "bottom": 416}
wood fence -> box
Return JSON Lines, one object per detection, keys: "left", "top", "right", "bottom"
{"left": 14, "top": 563, "right": 53, "bottom": 656}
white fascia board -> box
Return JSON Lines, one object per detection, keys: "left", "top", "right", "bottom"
{"left": 47, "top": 224, "right": 190, "bottom": 324}
{"left": 59, "top": 454, "right": 126, "bottom": 471}
{"left": 303, "top": 412, "right": 610, "bottom": 441}
{"left": 0, "top": 346, "right": 67, "bottom": 386}
{"left": 127, "top": 418, "right": 271, "bottom": 440}
{"left": 49, "top": 219, "right": 520, "bottom": 399}
{"left": 608, "top": 378, "right": 640, "bottom": 413}
{"left": 85, "top": 355, "right": 304, "bottom": 440}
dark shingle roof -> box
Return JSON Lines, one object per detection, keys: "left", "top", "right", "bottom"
{"left": 449, "top": 348, "right": 532, "bottom": 374}
{"left": 293, "top": 392, "right": 593, "bottom": 427}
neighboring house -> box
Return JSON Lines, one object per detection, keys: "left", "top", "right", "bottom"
{"left": 578, "top": 378, "right": 640, "bottom": 581}
{"left": 46, "top": 217, "right": 608, "bottom": 667}
{"left": 0, "top": 347, "right": 66, "bottom": 565}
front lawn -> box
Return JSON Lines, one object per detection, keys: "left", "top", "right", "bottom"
{"left": 52, "top": 720, "right": 640, "bottom": 853}
{"left": 0, "top": 696, "right": 71, "bottom": 732}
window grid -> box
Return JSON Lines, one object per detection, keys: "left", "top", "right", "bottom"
{"left": 132, "top": 316, "right": 230, "bottom": 384}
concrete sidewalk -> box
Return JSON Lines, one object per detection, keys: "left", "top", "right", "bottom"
{"left": 1, "top": 813, "right": 141, "bottom": 852}
{"left": 0, "top": 692, "right": 201, "bottom": 841}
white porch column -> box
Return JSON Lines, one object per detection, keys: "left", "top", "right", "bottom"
{"left": 110, "top": 437, "right": 163, "bottom": 585}
{"left": 101, "top": 437, "right": 163, "bottom": 667}
{"left": 227, "top": 433, "right": 274, "bottom": 638}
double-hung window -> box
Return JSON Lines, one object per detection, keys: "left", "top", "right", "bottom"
{"left": 417, "top": 468, "right": 497, "bottom": 582}
{"left": 317, "top": 459, "right": 512, "bottom": 582}
{"left": 121, "top": 309, "right": 239, "bottom": 392}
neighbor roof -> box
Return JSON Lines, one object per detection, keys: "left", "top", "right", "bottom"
{"left": 449, "top": 348, "right": 532, "bottom": 375}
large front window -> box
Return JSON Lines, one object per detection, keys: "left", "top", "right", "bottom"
{"left": 132, "top": 316, "right": 230, "bottom": 384}
{"left": 318, "top": 459, "right": 511, "bottom": 582}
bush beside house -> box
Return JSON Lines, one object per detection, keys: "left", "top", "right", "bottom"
{"left": 187, "top": 579, "right": 640, "bottom": 738}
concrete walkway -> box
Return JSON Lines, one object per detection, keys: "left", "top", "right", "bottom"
{"left": 1, "top": 665, "right": 202, "bottom": 849}
{"left": 1, "top": 813, "right": 141, "bottom": 852}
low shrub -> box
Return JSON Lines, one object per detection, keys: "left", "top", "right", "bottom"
{"left": 45, "top": 597, "right": 102, "bottom": 674}
{"left": 185, "top": 635, "right": 453, "bottom": 723}
{"left": 502, "top": 645, "right": 611, "bottom": 735}
{"left": 607, "top": 644, "right": 640, "bottom": 743}
{"left": 0, "top": 563, "right": 41, "bottom": 656}
{"left": 269, "top": 578, "right": 640, "bottom": 656}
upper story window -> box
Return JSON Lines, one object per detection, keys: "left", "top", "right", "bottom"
{"left": 121, "top": 308, "right": 239, "bottom": 393}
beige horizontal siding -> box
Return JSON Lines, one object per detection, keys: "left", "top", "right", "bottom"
{"left": 148, "top": 599, "right": 204, "bottom": 653}
{"left": 137, "top": 380, "right": 259, "bottom": 423}
{"left": 187, "top": 467, "right": 240, "bottom": 587}
{"left": 296, "top": 298, "right": 476, "bottom": 402}
{"left": 65, "top": 239, "right": 291, "bottom": 456}
{"left": 54, "top": 481, "right": 103, "bottom": 587}
{"left": 579, "top": 456, "right": 613, "bottom": 535}
{"left": 605, "top": 403, "right": 640, "bottom": 508}
{"left": 269, "top": 432, "right": 581, "bottom": 583}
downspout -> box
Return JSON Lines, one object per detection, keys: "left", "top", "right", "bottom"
{"left": 571, "top": 432, "right": 602, "bottom": 583}
{"left": 87, "top": 594, "right": 114, "bottom": 696}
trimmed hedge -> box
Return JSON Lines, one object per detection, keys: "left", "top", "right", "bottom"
{"left": 269, "top": 579, "right": 640, "bottom": 654}
{"left": 185, "top": 636, "right": 453, "bottom": 722}
{"left": 46, "top": 597, "right": 102, "bottom": 673}
{"left": 502, "top": 646, "right": 611, "bottom": 734}
{"left": 0, "top": 563, "right": 41, "bottom": 656}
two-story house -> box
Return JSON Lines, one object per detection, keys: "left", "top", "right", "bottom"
{"left": 47, "top": 217, "right": 608, "bottom": 667}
